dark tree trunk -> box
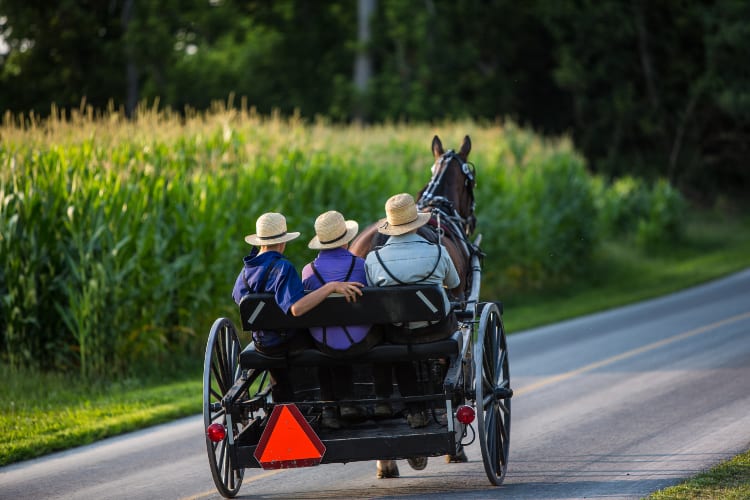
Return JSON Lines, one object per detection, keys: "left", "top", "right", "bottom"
{"left": 353, "top": 0, "right": 375, "bottom": 123}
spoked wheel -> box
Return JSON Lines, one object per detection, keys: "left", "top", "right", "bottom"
{"left": 203, "top": 318, "right": 244, "bottom": 498}
{"left": 474, "top": 302, "right": 512, "bottom": 485}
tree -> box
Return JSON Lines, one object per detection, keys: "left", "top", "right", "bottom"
{"left": 538, "top": 0, "right": 749, "bottom": 199}
{"left": 0, "top": 0, "right": 746, "bottom": 199}
{"left": 353, "top": 0, "right": 375, "bottom": 122}
{"left": 0, "top": 0, "right": 126, "bottom": 114}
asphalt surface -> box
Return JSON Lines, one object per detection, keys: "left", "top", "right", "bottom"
{"left": 2, "top": 268, "right": 749, "bottom": 499}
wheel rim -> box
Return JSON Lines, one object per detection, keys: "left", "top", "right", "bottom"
{"left": 203, "top": 318, "right": 244, "bottom": 497}
{"left": 475, "top": 302, "right": 511, "bottom": 486}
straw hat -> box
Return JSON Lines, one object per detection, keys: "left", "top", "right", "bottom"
{"left": 244, "top": 212, "right": 300, "bottom": 246}
{"left": 377, "top": 193, "right": 431, "bottom": 236}
{"left": 308, "top": 210, "right": 359, "bottom": 250}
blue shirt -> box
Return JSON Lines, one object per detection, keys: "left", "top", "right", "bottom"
{"left": 365, "top": 232, "right": 459, "bottom": 328}
{"left": 232, "top": 249, "right": 306, "bottom": 346}
{"left": 301, "top": 247, "right": 370, "bottom": 350}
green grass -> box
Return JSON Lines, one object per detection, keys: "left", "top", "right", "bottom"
{"left": 500, "top": 209, "right": 750, "bottom": 333}
{"left": 1, "top": 207, "right": 749, "bottom": 480}
{"left": 0, "top": 365, "right": 202, "bottom": 465}
{"left": 647, "top": 449, "right": 750, "bottom": 499}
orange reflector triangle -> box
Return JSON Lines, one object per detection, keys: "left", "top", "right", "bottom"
{"left": 254, "top": 403, "right": 326, "bottom": 469}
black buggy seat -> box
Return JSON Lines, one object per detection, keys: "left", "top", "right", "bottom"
{"left": 238, "top": 284, "right": 463, "bottom": 369}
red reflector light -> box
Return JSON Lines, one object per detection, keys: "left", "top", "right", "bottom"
{"left": 206, "top": 423, "right": 227, "bottom": 442}
{"left": 455, "top": 405, "right": 475, "bottom": 424}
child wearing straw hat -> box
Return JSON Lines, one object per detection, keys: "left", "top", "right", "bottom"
{"left": 301, "top": 210, "right": 382, "bottom": 429}
{"left": 365, "top": 193, "right": 460, "bottom": 429}
{"left": 232, "top": 212, "right": 364, "bottom": 403}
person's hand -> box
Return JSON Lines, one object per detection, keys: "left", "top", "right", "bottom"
{"left": 334, "top": 281, "right": 364, "bottom": 302}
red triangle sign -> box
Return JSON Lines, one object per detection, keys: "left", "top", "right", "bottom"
{"left": 254, "top": 404, "right": 326, "bottom": 469}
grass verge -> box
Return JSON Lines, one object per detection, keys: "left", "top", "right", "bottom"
{"left": 0, "top": 366, "right": 202, "bottom": 466}
{"left": 647, "top": 449, "right": 750, "bottom": 499}
{"left": 502, "top": 209, "right": 750, "bottom": 333}
{"left": 1, "top": 208, "right": 749, "bottom": 471}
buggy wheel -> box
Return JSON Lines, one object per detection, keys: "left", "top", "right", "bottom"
{"left": 203, "top": 318, "right": 244, "bottom": 498}
{"left": 474, "top": 302, "right": 512, "bottom": 486}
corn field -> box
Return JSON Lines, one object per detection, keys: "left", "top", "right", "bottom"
{"left": 0, "top": 105, "right": 685, "bottom": 378}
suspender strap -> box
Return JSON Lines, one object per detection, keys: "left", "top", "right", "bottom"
{"left": 345, "top": 255, "right": 356, "bottom": 281}
{"left": 242, "top": 255, "right": 283, "bottom": 293}
{"left": 310, "top": 256, "right": 358, "bottom": 346}
{"left": 427, "top": 243, "right": 442, "bottom": 281}
{"left": 310, "top": 261, "right": 326, "bottom": 286}
{"left": 374, "top": 249, "right": 408, "bottom": 285}
{"left": 311, "top": 255, "right": 356, "bottom": 284}
{"left": 374, "top": 243, "right": 442, "bottom": 284}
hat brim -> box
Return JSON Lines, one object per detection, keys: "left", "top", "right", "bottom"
{"left": 376, "top": 212, "right": 431, "bottom": 236}
{"left": 308, "top": 220, "right": 359, "bottom": 250}
{"left": 245, "top": 231, "right": 300, "bottom": 246}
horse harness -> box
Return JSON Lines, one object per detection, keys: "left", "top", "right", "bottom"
{"left": 418, "top": 149, "right": 476, "bottom": 236}
{"left": 417, "top": 149, "right": 483, "bottom": 301}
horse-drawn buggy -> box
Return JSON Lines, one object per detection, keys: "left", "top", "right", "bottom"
{"left": 202, "top": 136, "right": 513, "bottom": 498}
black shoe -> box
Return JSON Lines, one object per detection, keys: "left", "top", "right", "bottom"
{"left": 407, "top": 410, "right": 429, "bottom": 428}
{"left": 374, "top": 400, "right": 393, "bottom": 418}
{"left": 321, "top": 408, "right": 341, "bottom": 429}
{"left": 340, "top": 403, "right": 367, "bottom": 420}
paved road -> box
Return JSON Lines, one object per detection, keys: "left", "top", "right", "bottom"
{"left": 2, "top": 269, "right": 749, "bottom": 499}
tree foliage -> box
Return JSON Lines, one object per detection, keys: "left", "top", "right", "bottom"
{"left": 0, "top": 0, "right": 747, "bottom": 199}
{"left": 536, "top": 0, "right": 750, "bottom": 200}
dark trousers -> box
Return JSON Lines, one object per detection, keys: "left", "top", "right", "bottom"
{"left": 316, "top": 328, "right": 382, "bottom": 403}
{"left": 255, "top": 331, "right": 313, "bottom": 403}
{"left": 318, "top": 365, "right": 355, "bottom": 401}
{"left": 373, "top": 315, "right": 457, "bottom": 412}
{"left": 373, "top": 362, "right": 420, "bottom": 401}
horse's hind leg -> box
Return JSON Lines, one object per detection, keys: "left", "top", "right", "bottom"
{"left": 446, "top": 446, "right": 468, "bottom": 463}
{"left": 376, "top": 459, "right": 400, "bottom": 479}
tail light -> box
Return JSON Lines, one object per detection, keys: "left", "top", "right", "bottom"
{"left": 455, "top": 405, "right": 475, "bottom": 424}
{"left": 206, "top": 423, "right": 227, "bottom": 442}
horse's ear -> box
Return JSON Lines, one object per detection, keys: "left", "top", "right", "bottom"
{"left": 459, "top": 135, "right": 471, "bottom": 160}
{"left": 432, "top": 135, "right": 444, "bottom": 159}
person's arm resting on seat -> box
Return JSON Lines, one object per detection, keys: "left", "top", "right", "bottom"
{"left": 290, "top": 281, "right": 364, "bottom": 316}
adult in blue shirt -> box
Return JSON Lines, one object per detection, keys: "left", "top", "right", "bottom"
{"left": 366, "top": 193, "right": 462, "bottom": 478}
{"left": 302, "top": 210, "right": 381, "bottom": 429}
{"left": 365, "top": 193, "right": 460, "bottom": 430}
{"left": 232, "top": 212, "right": 364, "bottom": 403}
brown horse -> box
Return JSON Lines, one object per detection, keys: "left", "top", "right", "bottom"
{"left": 349, "top": 134, "right": 479, "bottom": 477}
{"left": 349, "top": 134, "right": 478, "bottom": 303}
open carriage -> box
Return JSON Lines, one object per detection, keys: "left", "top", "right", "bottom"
{"left": 202, "top": 135, "right": 512, "bottom": 497}
{"left": 203, "top": 238, "right": 512, "bottom": 497}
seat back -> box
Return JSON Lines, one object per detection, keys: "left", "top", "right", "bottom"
{"left": 238, "top": 284, "right": 448, "bottom": 332}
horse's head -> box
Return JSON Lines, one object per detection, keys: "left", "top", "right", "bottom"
{"left": 417, "top": 135, "right": 476, "bottom": 236}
